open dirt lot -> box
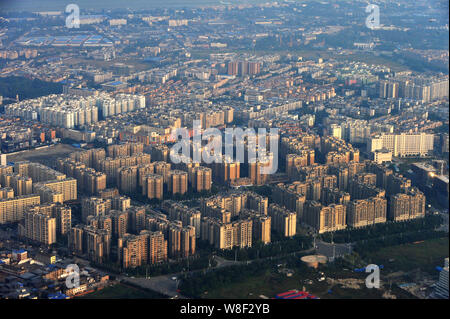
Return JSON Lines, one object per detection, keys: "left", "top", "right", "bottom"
{"left": 6, "top": 144, "right": 79, "bottom": 167}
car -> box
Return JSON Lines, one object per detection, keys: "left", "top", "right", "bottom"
{"left": 171, "top": 276, "right": 177, "bottom": 281}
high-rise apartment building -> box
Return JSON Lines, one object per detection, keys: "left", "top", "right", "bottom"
{"left": 107, "top": 143, "right": 144, "bottom": 158}
{"left": 9, "top": 175, "right": 33, "bottom": 196}
{"left": 243, "top": 211, "right": 271, "bottom": 244}
{"left": 227, "top": 61, "right": 239, "bottom": 76}
{"left": 303, "top": 201, "right": 346, "bottom": 233}
{"left": 272, "top": 183, "right": 306, "bottom": 219}
{"left": 111, "top": 196, "right": 131, "bottom": 212}
{"left": 147, "top": 230, "right": 168, "bottom": 264}
{"left": 321, "top": 187, "right": 351, "bottom": 206}
{"left": 368, "top": 133, "right": 434, "bottom": 157}
{"left": 268, "top": 204, "right": 297, "bottom": 237}
{"left": 150, "top": 144, "right": 169, "bottom": 162}
{"left": 19, "top": 209, "right": 56, "bottom": 245}
{"left": 286, "top": 152, "right": 315, "bottom": 179}
{"left": 84, "top": 226, "right": 111, "bottom": 264}
{"left": 0, "top": 194, "right": 41, "bottom": 224}
{"left": 117, "top": 166, "right": 139, "bottom": 194}
{"left": 81, "top": 197, "right": 111, "bottom": 222}
{"left": 168, "top": 223, "right": 196, "bottom": 258}
{"left": 69, "top": 148, "right": 106, "bottom": 170}
{"left": 97, "top": 153, "right": 151, "bottom": 184}
{"left": 435, "top": 258, "right": 449, "bottom": 299}
{"left": 389, "top": 188, "right": 426, "bottom": 221}
{"left": 200, "top": 217, "right": 253, "bottom": 250}
{"left": 142, "top": 174, "right": 164, "bottom": 200}
{"left": 118, "top": 233, "right": 147, "bottom": 268}
{"left": 0, "top": 187, "right": 14, "bottom": 200}
{"left": 111, "top": 210, "right": 129, "bottom": 239}
{"left": 167, "top": 170, "right": 188, "bottom": 195}
{"left": 189, "top": 166, "right": 212, "bottom": 192}
{"left": 212, "top": 160, "right": 240, "bottom": 184}
{"left": 346, "top": 197, "right": 387, "bottom": 228}
{"left": 249, "top": 160, "right": 270, "bottom": 186}
{"left": 33, "top": 178, "right": 77, "bottom": 203}
{"left": 127, "top": 206, "right": 146, "bottom": 234}
{"left": 153, "top": 161, "right": 172, "bottom": 183}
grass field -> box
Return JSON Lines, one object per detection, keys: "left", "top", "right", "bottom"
{"left": 202, "top": 238, "right": 448, "bottom": 299}
{"left": 203, "top": 269, "right": 318, "bottom": 299}
{"left": 362, "top": 237, "right": 449, "bottom": 276}
{"left": 78, "top": 283, "right": 167, "bottom": 299}
{"left": 323, "top": 284, "right": 417, "bottom": 299}
{"left": 202, "top": 267, "right": 416, "bottom": 299}
{"left": 201, "top": 266, "right": 383, "bottom": 299}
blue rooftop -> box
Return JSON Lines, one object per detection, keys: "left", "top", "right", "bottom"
{"left": 48, "top": 292, "right": 69, "bottom": 299}
{"left": 107, "top": 81, "right": 124, "bottom": 86}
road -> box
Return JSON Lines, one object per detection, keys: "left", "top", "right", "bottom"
{"left": 121, "top": 274, "right": 185, "bottom": 299}
{"left": 77, "top": 240, "right": 348, "bottom": 299}
{"left": 119, "top": 255, "right": 244, "bottom": 298}
{"left": 213, "top": 255, "right": 242, "bottom": 268}
{"left": 118, "top": 248, "right": 317, "bottom": 298}
{"left": 117, "top": 256, "right": 234, "bottom": 298}
{"left": 315, "top": 240, "right": 353, "bottom": 260}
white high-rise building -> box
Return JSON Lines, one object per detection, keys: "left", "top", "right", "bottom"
{"left": 435, "top": 258, "right": 449, "bottom": 299}
{"left": 330, "top": 124, "right": 342, "bottom": 139}
{"left": 368, "top": 133, "right": 434, "bottom": 157}
{"left": 0, "top": 153, "right": 6, "bottom": 166}
{"left": 4, "top": 93, "right": 145, "bottom": 127}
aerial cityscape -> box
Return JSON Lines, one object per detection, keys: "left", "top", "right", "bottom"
{"left": 0, "top": 0, "right": 448, "bottom": 306}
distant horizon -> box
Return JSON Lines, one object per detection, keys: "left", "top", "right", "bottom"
{"left": 0, "top": 0, "right": 274, "bottom": 12}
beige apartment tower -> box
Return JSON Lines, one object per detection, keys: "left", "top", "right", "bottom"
{"left": 269, "top": 204, "right": 297, "bottom": 237}
{"left": 389, "top": 189, "right": 426, "bottom": 221}
{"left": 19, "top": 210, "right": 56, "bottom": 245}
{"left": 0, "top": 194, "right": 41, "bottom": 224}
{"left": 190, "top": 166, "right": 212, "bottom": 192}
{"left": 167, "top": 170, "right": 188, "bottom": 195}
{"left": 143, "top": 174, "right": 164, "bottom": 200}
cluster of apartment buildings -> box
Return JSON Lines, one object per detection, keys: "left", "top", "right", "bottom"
{"left": 4, "top": 93, "right": 145, "bottom": 129}
{"left": 273, "top": 132, "right": 427, "bottom": 233}
{"left": 379, "top": 75, "right": 449, "bottom": 102}
{"left": 368, "top": 133, "right": 434, "bottom": 158}
{"left": 0, "top": 162, "right": 76, "bottom": 225}
{"left": 69, "top": 196, "right": 199, "bottom": 268}
{"left": 0, "top": 128, "right": 429, "bottom": 269}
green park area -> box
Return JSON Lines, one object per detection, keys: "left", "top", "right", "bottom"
{"left": 203, "top": 268, "right": 313, "bottom": 299}
{"left": 362, "top": 237, "right": 449, "bottom": 276}
{"left": 183, "top": 236, "right": 448, "bottom": 300}
{"left": 200, "top": 264, "right": 417, "bottom": 299}
{"left": 78, "top": 283, "right": 167, "bottom": 299}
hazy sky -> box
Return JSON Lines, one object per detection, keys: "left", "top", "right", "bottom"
{"left": 0, "top": 0, "right": 272, "bottom": 12}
